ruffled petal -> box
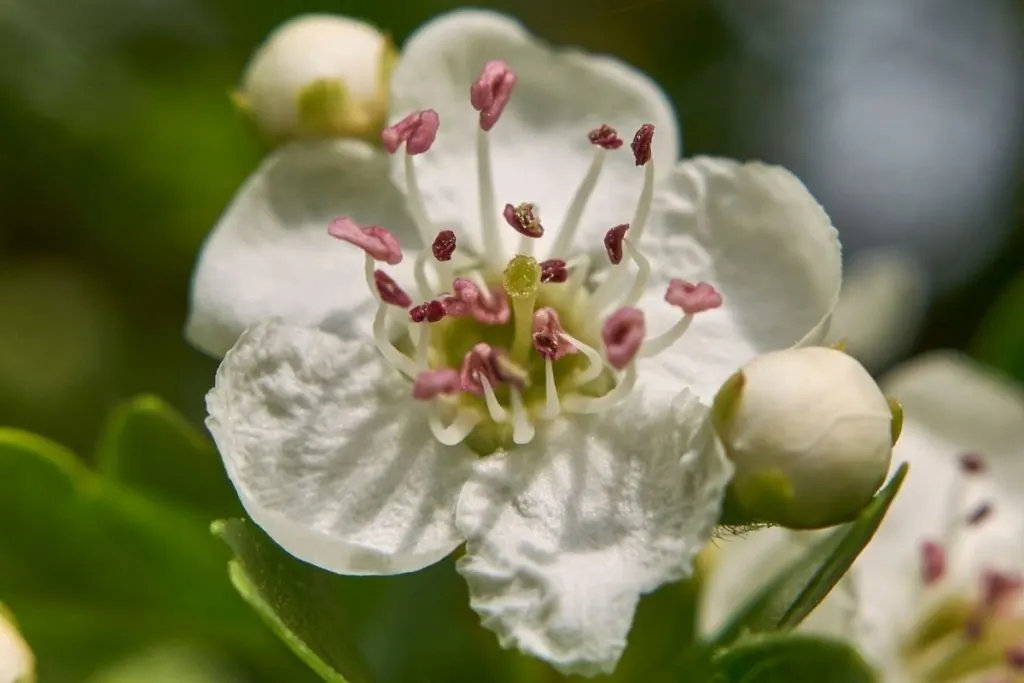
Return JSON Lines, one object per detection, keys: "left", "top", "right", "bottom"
{"left": 388, "top": 9, "right": 679, "bottom": 260}
{"left": 206, "top": 320, "right": 474, "bottom": 575}
{"left": 634, "top": 156, "right": 842, "bottom": 402}
{"left": 454, "top": 390, "right": 732, "bottom": 676}
{"left": 186, "top": 139, "right": 418, "bottom": 357}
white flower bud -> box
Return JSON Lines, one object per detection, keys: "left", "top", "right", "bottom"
{"left": 0, "top": 607, "right": 34, "bottom": 683}
{"left": 235, "top": 14, "right": 396, "bottom": 143}
{"left": 712, "top": 346, "right": 899, "bottom": 529}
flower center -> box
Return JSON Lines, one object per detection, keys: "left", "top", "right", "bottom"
{"left": 331, "top": 61, "right": 722, "bottom": 455}
{"left": 900, "top": 454, "right": 1024, "bottom": 683}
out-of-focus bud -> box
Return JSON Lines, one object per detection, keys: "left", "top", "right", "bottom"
{"left": 0, "top": 606, "right": 34, "bottom": 683}
{"left": 712, "top": 346, "right": 899, "bottom": 529}
{"left": 234, "top": 14, "right": 396, "bottom": 144}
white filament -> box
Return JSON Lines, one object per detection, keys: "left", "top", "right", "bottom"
{"left": 543, "top": 358, "right": 561, "bottom": 419}
{"left": 559, "top": 332, "right": 605, "bottom": 387}
{"left": 371, "top": 306, "right": 419, "bottom": 379}
{"left": 404, "top": 153, "right": 436, "bottom": 248}
{"left": 429, "top": 410, "right": 482, "bottom": 446}
{"left": 415, "top": 323, "right": 430, "bottom": 369}
{"left": 510, "top": 389, "right": 535, "bottom": 445}
{"left": 563, "top": 365, "right": 637, "bottom": 414}
{"left": 480, "top": 376, "right": 508, "bottom": 423}
{"left": 476, "top": 128, "right": 504, "bottom": 269}
{"left": 622, "top": 239, "right": 651, "bottom": 308}
{"left": 549, "top": 149, "right": 606, "bottom": 257}
{"left": 413, "top": 250, "right": 434, "bottom": 300}
{"left": 639, "top": 316, "right": 694, "bottom": 358}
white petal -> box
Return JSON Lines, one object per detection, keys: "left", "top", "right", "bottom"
{"left": 186, "top": 139, "right": 419, "bottom": 357}
{"left": 388, "top": 9, "right": 679, "bottom": 260}
{"left": 0, "top": 609, "right": 33, "bottom": 683}
{"left": 206, "top": 320, "right": 474, "bottom": 575}
{"left": 454, "top": 390, "right": 732, "bottom": 676}
{"left": 828, "top": 248, "right": 929, "bottom": 372}
{"left": 635, "top": 157, "right": 842, "bottom": 402}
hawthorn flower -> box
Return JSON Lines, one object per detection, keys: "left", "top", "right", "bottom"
{"left": 703, "top": 353, "right": 1024, "bottom": 683}
{"left": 0, "top": 606, "right": 33, "bottom": 683}
{"left": 190, "top": 10, "right": 841, "bottom": 675}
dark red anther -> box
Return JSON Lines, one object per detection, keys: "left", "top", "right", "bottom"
{"left": 410, "top": 299, "right": 447, "bottom": 323}
{"left": 967, "top": 502, "right": 993, "bottom": 526}
{"left": 631, "top": 123, "right": 654, "bottom": 166}
{"left": 588, "top": 125, "right": 623, "bottom": 150}
{"left": 540, "top": 259, "right": 568, "bottom": 283}
{"left": 921, "top": 541, "right": 946, "bottom": 585}
{"left": 503, "top": 202, "right": 544, "bottom": 238}
{"left": 432, "top": 230, "right": 456, "bottom": 261}
{"left": 959, "top": 452, "right": 986, "bottom": 474}
{"left": 604, "top": 224, "right": 629, "bottom": 265}
{"left": 373, "top": 270, "right": 412, "bottom": 308}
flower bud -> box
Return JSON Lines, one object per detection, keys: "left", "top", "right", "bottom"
{"left": 0, "top": 606, "right": 34, "bottom": 683}
{"left": 234, "top": 14, "right": 396, "bottom": 144}
{"left": 712, "top": 346, "right": 897, "bottom": 529}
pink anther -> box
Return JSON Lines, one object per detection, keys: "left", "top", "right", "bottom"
{"left": 328, "top": 217, "right": 403, "bottom": 265}
{"left": 470, "top": 60, "right": 516, "bottom": 131}
{"left": 665, "top": 280, "right": 722, "bottom": 315}
{"left": 604, "top": 224, "right": 629, "bottom": 265}
{"left": 460, "top": 343, "right": 502, "bottom": 396}
{"left": 503, "top": 202, "right": 544, "bottom": 239}
{"left": 631, "top": 123, "right": 654, "bottom": 166}
{"left": 532, "top": 308, "right": 577, "bottom": 361}
{"left": 921, "top": 541, "right": 946, "bottom": 585}
{"left": 588, "top": 125, "right": 624, "bottom": 150}
{"left": 602, "top": 307, "right": 645, "bottom": 370}
{"left": 381, "top": 109, "right": 440, "bottom": 155}
{"left": 471, "top": 286, "right": 511, "bottom": 326}
{"left": 982, "top": 570, "right": 1023, "bottom": 610}
{"left": 412, "top": 368, "right": 462, "bottom": 400}
{"left": 432, "top": 230, "right": 456, "bottom": 261}
{"left": 373, "top": 270, "right": 412, "bottom": 308}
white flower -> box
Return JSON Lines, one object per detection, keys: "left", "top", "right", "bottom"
{"left": 0, "top": 607, "right": 34, "bottom": 683}
{"left": 702, "top": 352, "right": 1024, "bottom": 683}
{"left": 189, "top": 10, "right": 842, "bottom": 675}
{"left": 235, "top": 14, "right": 395, "bottom": 143}
{"left": 828, "top": 247, "right": 929, "bottom": 372}
{"left": 713, "top": 346, "right": 895, "bottom": 528}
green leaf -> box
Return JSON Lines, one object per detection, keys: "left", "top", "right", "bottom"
{"left": 709, "top": 463, "right": 908, "bottom": 648}
{"left": 0, "top": 428, "right": 310, "bottom": 683}
{"left": 95, "top": 394, "right": 241, "bottom": 519}
{"left": 711, "top": 634, "right": 875, "bottom": 683}
{"left": 971, "top": 274, "right": 1024, "bottom": 384}
{"left": 214, "top": 518, "right": 523, "bottom": 683}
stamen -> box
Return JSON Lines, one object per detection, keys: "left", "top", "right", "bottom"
{"left": 602, "top": 307, "right": 646, "bottom": 370}
{"left": 413, "top": 250, "right": 434, "bottom": 300}
{"left": 410, "top": 300, "right": 446, "bottom": 323}
{"left": 543, "top": 358, "right": 560, "bottom": 419}
{"left": 372, "top": 305, "right": 419, "bottom": 379}
{"left": 982, "top": 571, "right": 1023, "bottom": 610}
{"left": 665, "top": 279, "right": 723, "bottom": 315}
{"left": 413, "top": 368, "right": 461, "bottom": 400}
{"left": 532, "top": 308, "right": 577, "bottom": 360}
{"left": 328, "top": 217, "right": 403, "bottom": 265}
{"left": 452, "top": 277, "right": 509, "bottom": 325}
{"left": 373, "top": 270, "right": 412, "bottom": 308}
{"left": 588, "top": 124, "right": 624, "bottom": 150}
{"left": 460, "top": 343, "right": 500, "bottom": 396}
{"left": 540, "top": 259, "right": 568, "bottom": 283}
{"left": 622, "top": 239, "right": 652, "bottom": 307}
{"left": 563, "top": 365, "right": 638, "bottom": 414}
{"left": 503, "top": 255, "right": 542, "bottom": 363}
{"left": 631, "top": 123, "right": 654, "bottom": 166}
{"left": 415, "top": 324, "right": 430, "bottom": 368}
{"left": 967, "top": 502, "right": 993, "bottom": 526}
{"left": 471, "top": 62, "right": 516, "bottom": 268}
{"left": 640, "top": 281, "right": 722, "bottom": 357}
{"left": 604, "top": 223, "right": 629, "bottom": 265}
{"left": 960, "top": 452, "right": 987, "bottom": 474}
{"left": 381, "top": 109, "right": 439, "bottom": 155}
{"left": 481, "top": 377, "right": 508, "bottom": 423}
{"left": 549, "top": 125, "right": 621, "bottom": 256}
{"left": 510, "top": 389, "right": 535, "bottom": 445}
{"left": 503, "top": 202, "right": 544, "bottom": 239}
{"left": 429, "top": 411, "right": 483, "bottom": 447}
{"left": 432, "top": 230, "right": 457, "bottom": 261}
{"left": 564, "top": 253, "right": 592, "bottom": 299}
{"left": 559, "top": 332, "right": 606, "bottom": 386}
{"left": 442, "top": 278, "right": 478, "bottom": 318}
{"left": 921, "top": 540, "right": 946, "bottom": 585}
{"left": 470, "top": 60, "right": 516, "bottom": 132}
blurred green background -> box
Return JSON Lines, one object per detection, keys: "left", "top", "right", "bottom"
{"left": 1, "top": 0, "right": 1023, "bottom": 681}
